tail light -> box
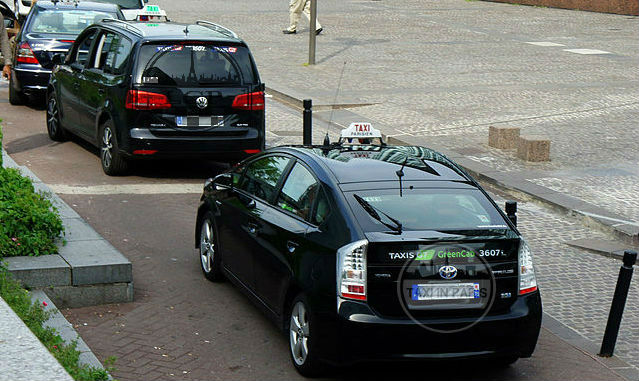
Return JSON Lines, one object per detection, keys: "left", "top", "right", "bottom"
{"left": 337, "top": 240, "right": 368, "bottom": 301}
{"left": 16, "top": 42, "right": 39, "bottom": 64}
{"left": 125, "top": 90, "right": 171, "bottom": 110}
{"left": 518, "top": 240, "right": 538, "bottom": 295}
{"left": 232, "top": 91, "right": 265, "bottom": 111}
{"left": 243, "top": 149, "right": 261, "bottom": 154}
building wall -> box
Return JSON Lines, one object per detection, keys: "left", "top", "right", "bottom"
{"left": 485, "top": 0, "right": 638, "bottom": 16}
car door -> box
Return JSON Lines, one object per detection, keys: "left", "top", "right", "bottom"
{"left": 57, "top": 28, "right": 99, "bottom": 134}
{"left": 82, "top": 30, "right": 132, "bottom": 142}
{"left": 217, "top": 155, "right": 292, "bottom": 291}
{"left": 253, "top": 161, "right": 321, "bottom": 313}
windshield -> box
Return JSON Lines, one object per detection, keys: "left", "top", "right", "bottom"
{"left": 89, "top": 0, "right": 142, "bottom": 9}
{"left": 135, "top": 43, "right": 258, "bottom": 86}
{"left": 346, "top": 188, "right": 509, "bottom": 232}
{"left": 28, "top": 8, "right": 117, "bottom": 35}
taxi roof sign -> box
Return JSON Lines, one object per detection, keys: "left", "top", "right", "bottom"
{"left": 340, "top": 123, "right": 382, "bottom": 139}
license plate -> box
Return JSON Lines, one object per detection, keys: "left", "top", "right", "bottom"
{"left": 176, "top": 116, "right": 224, "bottom": 128}
{"left": 411, "top": 283, "right": 480, "bottom": 301}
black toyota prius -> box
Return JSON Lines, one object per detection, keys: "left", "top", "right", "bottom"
{"left": 195, "top": 133, "right": 542, "bottom": 376}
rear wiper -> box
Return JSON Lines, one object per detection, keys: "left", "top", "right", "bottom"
{"left": 353, "top": 194, "right": 403, "bottom": 233}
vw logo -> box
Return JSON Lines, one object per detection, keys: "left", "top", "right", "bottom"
{"left": 196, "top": 96, "right": 208, "bottom": 109}
{"left": 439, "top": 265, "right": 458, "bottom": 280}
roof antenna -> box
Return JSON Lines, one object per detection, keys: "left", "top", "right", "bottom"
{"left": 183, "top": 25, "right": 189, "bottom": 36}
{"left": 396, "top": 157, "right": 408, "bottom": 197}
{"left": 326, "top": 61, "right": 347, "bottom": 145}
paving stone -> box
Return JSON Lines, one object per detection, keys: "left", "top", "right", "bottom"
{"left": 489, "top": 126, "right": 520, "bottom": 149}
{"left": 58, "top": 240, "right": 132, "bottom": 286}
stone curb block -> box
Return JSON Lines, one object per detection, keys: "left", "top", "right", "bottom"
{"left": 2, "top": 149, "right": 133, "bottom": 308}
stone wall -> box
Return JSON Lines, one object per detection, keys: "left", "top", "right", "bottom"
{"left": 484, "top": 0, "right": 638, "bottom": 16}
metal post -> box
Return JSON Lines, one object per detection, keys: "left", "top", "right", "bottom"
{"left": 308, "top": 0, "right": 317, "bottom": 65}
{"left": 505, "top": 201, "right": 517, "bottom": 227}
{"left": 303, "top": 99, "right": 312, "bottom": 145}
{"left": 599, "top": 250, "right": 637, "bottom": 357}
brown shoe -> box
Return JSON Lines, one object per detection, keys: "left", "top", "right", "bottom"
{"left": 282, "top": 29, "right": 296, "bottom": 34}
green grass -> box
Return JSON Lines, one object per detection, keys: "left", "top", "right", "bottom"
{"left": 0, "top": 264, "right": 114, "bottom": 380}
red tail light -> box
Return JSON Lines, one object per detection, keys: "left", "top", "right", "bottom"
{"left": 125, "top": 90, "right": 171, "bottom": 110}
{"left": 133, "top": 150, "right": 158, "bottom": 155}
{"left": 243, "top": 149, "right": 261, "bottom": 154}
{"left": 16, "top": 42, "right": 39, "bottom": 64}
{"left": 232, "top": 91, "right": 265, "bottom": 111}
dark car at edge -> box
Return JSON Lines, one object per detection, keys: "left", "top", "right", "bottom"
{"left": 10, "top": 0, "right": 123, "bottom": 104}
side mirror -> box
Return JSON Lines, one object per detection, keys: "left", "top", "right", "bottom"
{"left": 212, "top": 173, "right": 232, "bottom": 190}
{"left": 505, "top": 201, "right": 517, "bottom": 227}
{"left": 51, "top": 53, "right": 66, "bottom": 66}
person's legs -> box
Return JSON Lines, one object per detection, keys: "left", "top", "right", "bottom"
{"left": 302, "top": 0, "right": 322, "bottom": 30}
{"left": 286, "top": 0, "right": 305, "bottom": 32}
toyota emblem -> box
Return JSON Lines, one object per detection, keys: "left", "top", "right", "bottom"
{"left": 196, "top": 96, "right": 208, "bottom": 109}
{"left": 439, "top": 265, "right": 458, "bottom": 280}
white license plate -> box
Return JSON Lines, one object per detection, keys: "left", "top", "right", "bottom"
{"left": 411, "top": 283, "right": 480, "bottom": 301}
{"left": 176, "top": 116, "right": 224, "bottom": 127}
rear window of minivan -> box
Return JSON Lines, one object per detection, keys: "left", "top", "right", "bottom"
{"left": 135, "top": 43, "right": 258, "bottom": 86}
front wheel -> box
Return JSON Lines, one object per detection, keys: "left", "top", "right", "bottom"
{"left": 46, "top": 92, "right": 66, "bottom": 141}
{"left": 289, "top": 295, "right": 325, "bottom": 377}
{"left": 100, "top": 121, "right": 128, "bottom": 176}
{"left": 198, "top": 212, "right": 224, "bottom": 281}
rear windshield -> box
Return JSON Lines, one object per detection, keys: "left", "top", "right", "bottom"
{"left": 89, "top": 0, "right": 142, "bottom": 9}
{"left": 135, "top": 43, "right": 258, "bottom": 86}
{"left": 346, "top": 188, "right": 509, "bottom": 232}
{"left": 28, "top": 8, "right": 117, "bottom": 35}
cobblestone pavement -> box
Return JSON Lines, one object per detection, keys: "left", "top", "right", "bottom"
{"left": 155, "top": 0, "right": 639, "bottom": 225}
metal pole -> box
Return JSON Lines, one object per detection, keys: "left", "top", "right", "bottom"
{"left": 598, "top": 250, "right": 637, "bottom": 357}
{"left": 303, "top": 99, "right": 312, "bottom": 145}
{"left": 308, "top": 0, "right": 317, "bottom": 65}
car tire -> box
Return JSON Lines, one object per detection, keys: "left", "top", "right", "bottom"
{"left": 99, "top": 120, "right": 128, "bottom": 176}
{"left": 9, "top": 74, "right": 25, "bottom": 106}
{"left": 198, "top": 211, "right": 224, "bottom": 282}
{"left": 288, "top": 294, "right": 325, "bottom": 377}
{"left": 46, "top": 92, "right": 67, "bottom": 141}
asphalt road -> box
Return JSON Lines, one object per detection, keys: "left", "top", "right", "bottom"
{"left": 0, "top": 83, "right": 629, "bottom": 380}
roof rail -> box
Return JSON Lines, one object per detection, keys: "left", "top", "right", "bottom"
{"left": 195, "top": 20, "right": 238, "bottom": 39}
{"left": 101, "top": 19, "right": 143, "bottom": 36}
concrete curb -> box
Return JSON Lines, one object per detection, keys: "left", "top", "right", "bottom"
{"left": 1, "top": 149, "right": 133, "bottom": 308}
{"left": 30, "top": 290, "right": 112, "bottom": 379}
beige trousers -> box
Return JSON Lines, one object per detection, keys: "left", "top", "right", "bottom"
{"left": 287, "top": 0, "right": 321, "bottom": 32}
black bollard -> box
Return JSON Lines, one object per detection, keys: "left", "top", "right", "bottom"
{"left": 598, "top": 250, "right": 637, "bottom": 357}
{"left": 505, "top": 201, "right": 517, "bottom": 227}
{"left": 303, "top": 99, "right": 312, "bottom": 145}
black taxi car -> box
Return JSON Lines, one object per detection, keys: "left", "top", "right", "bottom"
{"left": 46, "top": 20, "right": 265, "bottom": 175}
{"left": 195, "top": 124, "right": 542, "bottom": 376}
{"left": 10, "top": 0, "right": 123, "bottom": 104}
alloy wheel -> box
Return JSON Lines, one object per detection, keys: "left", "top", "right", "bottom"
{"left": 200, "top": 219, "right": 215, "bottom": 273}
{"left": 47, "top": 97, "right": 59, "bottom": 136}
{"left": 289, "top": 301, "right": 310, "bottom": 366}
{"left": 101, "top": 126, "right": 113, "bottom": 169}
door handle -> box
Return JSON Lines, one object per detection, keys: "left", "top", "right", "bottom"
{"left": 286, "top": 240, "right": 299, "bottom": 254}
{"left": 245, "top": 199, "right": 256, "bottom": 209}
{"left": 247, "top": 222, "right": 258, "bottom": 235}
{"left": 98, "top": 88, "right": 105, "bottom": 95}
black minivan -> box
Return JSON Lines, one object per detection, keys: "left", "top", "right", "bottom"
{"left": 47, "top": 20, "right": 265, "bottom": 175}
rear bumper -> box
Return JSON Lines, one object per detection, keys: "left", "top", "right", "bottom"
{"left": 12, "top": 67, "right": 51, "bottom": 94}
{"left": 120, "top": 128, "right": 264, "bottom": 161}
{"left": 315, "top": 292, "right": 542, "bottom": 364}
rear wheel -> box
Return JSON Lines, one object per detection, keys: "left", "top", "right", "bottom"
{"left": 9, "top": 74, "right": 25, "bottom": 105}
{"left": 198, "top": 212, "right": 224, "bottom": 281}
{"left": 46, "top": 92, "right": 66, "bottom": 141}
{"left": 100, "top": 121, "right": 128, "bottom": 176}
{"left": 289, "top": 295, "right": 325, "bottom": 377}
